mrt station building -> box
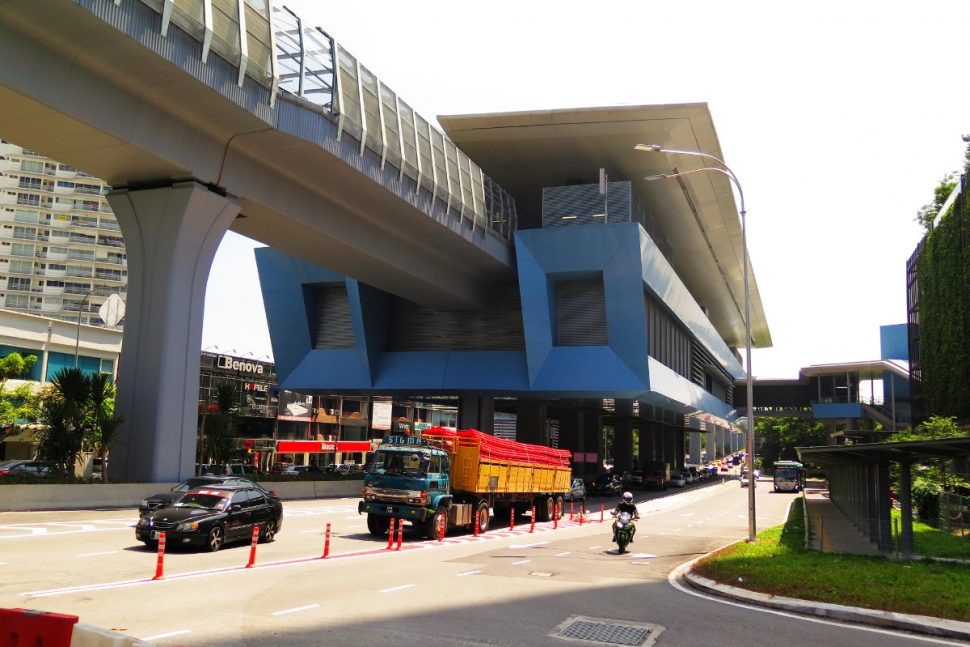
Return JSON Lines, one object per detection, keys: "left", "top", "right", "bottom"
{"left": 256, "top": 104, "right": 771, "bottom": 478}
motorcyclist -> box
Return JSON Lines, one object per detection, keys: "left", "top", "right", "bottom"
{"left": 612, "top": 491, "right": 640, "bottom": 543}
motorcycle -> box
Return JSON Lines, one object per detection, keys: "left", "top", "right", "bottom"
{"left": 612, "top": 511, "right": 636, "bottom": 554}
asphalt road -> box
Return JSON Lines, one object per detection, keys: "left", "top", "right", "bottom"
{"left": 0, "top": 474, "right": 955, "bottom": 646}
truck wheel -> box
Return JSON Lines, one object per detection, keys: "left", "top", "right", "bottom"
{"left": 367, "top": 514, "right": 390, "bottom": 537}
{"left": 535, "top": 496, "right": 552, "bottom": 522}
{"left": 476, "top": 502, "right": 490, "bottom": 533}
{"left": 425, "top": 507, "right": 448, "bottom": 540}
{"left": 554, "top": 495, "right": 565, "bottom": 519}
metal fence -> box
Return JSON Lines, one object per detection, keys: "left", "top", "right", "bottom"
{"left": 939, "top": 492, "right": 970, "bottom": 536}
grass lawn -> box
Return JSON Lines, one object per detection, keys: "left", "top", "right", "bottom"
{"left": 692, "top": 502, "right": 970, "bottom": 621}
{"left": 896, "top": 508, "right": 970, "bottom": 559}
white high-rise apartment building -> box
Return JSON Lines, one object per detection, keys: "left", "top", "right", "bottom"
{"left": 0, "top": 141, "right": 126, "bottom": 327}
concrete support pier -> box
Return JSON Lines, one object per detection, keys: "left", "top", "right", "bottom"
{"left": 108, "top": 182, "right": 239, "bottom": 482}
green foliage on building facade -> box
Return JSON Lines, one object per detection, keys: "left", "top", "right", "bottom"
{"left": 916, "top": 181, "right": 970, "bottom": 419}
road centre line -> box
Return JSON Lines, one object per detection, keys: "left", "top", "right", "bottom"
{"left": 142, "top": 629, "right": 191, "bottom": 642}
{"left": 77, "top": 551, "right": 117, "bottom": 557}
{"left": 511, "top": 559, "right": 531, "bottom": 565}
{"left": 379, "top": 584, "right": 415, "bottom": 593}
{"left": 555, "top": 552, "right": 571, "bottom": 557}
{"left": 272, "top": 604, "right": 319, "bottom": 616}
{"left": 456, "top": 570, "right": 481, "bottom": 577}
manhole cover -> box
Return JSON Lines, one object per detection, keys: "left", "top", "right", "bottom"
{"left": 552, "top": 616, "right": 663, "bottom": 646}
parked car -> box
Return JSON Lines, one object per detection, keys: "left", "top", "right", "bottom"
{"left": 279, "top": 464, "right": 324, "bottom": 477}
{"left": 670, "top": 472, "right": 687, "bottom": 488}
{"left": 139, "top": 476, "right": 276, "bottom": 516}
{"left": 679, "top": 469, "right": 695, "bottom": 485}
{"left": 562, "top": 477, "right": 586, "bottom": 502}
{"left": 590, "top": 473, "right": 623, "bottom": 496}
{"left": 623, "top": 470, "right": 645, "bottom": 489}
{"left": 136, "top": 485, "right": 283, "bottom": 551}
{"left": 0, "top": 460, "right": 53, "bottom": 478}
{"left": 201, "top": 463, "right": 259, "bottom": 477}
{"left": 686, "top": 466, "right": 702, "bottom": 483}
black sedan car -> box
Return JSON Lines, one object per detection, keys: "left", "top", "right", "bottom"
{"left": 136, "top": 485, "right": 283, "bottom": 551}
{"left": 590, "top": 473, "right": 623, "bottom": 496}
{"left": 139, "top": 475, "right": 275, "bottom": 515}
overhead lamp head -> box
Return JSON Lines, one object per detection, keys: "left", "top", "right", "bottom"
{"left": 643, "top": 174, "right": 670, "bottom": 181}
{"left": 634, "top": 144, "right": 664, "bottom": 153}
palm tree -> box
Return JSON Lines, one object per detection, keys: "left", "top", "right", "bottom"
{"left": 87, "top": 372, "right": 122, "bottom": 482}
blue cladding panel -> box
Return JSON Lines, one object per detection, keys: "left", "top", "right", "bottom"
{"left": 812, "top": 402, "right": 865, "bottom": 419}
{"left": 880, "top": 324, "right": 909, "bottom": 361}
{"left": 257, "top": 224, "right": 739, "bottom": 418}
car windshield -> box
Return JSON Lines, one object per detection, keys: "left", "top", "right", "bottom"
{"left": 173, "top": 492, "right": 229, "bottom": 510}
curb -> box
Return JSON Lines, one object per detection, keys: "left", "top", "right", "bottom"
{"left": 683, "top": 569, "right": 970, "bottom": 642}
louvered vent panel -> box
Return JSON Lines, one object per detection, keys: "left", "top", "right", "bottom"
{"left": 555, "top": 277, "right": 608, "bottom": 346}
{"left": 541, "top": 182, "right": 632, "bottom": 228}
{"left": 386, "top": 285, "right": 524, "bottom": 351}
{"left": 313, "top": 285, "right": 355, "bottom": 349}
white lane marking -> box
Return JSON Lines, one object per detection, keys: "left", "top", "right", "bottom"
{"left": 631, "top": 553, "right": 656, "bottom": 559}
{"left": 272, "top": 604, "right": 319, "bottom": 616}
{"left": 380, "top": 584, "right": 415, "bottom": 593}
{"left": 508, "top": 541, "right": 548, "bottom": 549}
{"left": 589, "top": 545, "right": 603, "bottom": 550}
{"left": 511, "top": 559, "right": 531, "bottom": 565}
{"left": 680, "top": 513, "right": 694, "bottom": 517}
{"left": 77, "top": 551, "right": 117, "bottom": 557}
{"left": 0, "top": 561, "right": 7, "bottom": 566}
{"left": 456, "top": 570, "right": 481, "bottom": 577}
{"left": 48, "top": 523, "right": 97, "bottom": 531}
{"left": 343, "top": 515, "right": 361, "bottom": 520}
{"left": 555, "top": 551, "right": 571, "bottom": 557}
{"left": 0, "top": 526, "right": 47, "bottom": 536}
{"left": 301, "top": 530, "right": 321, "bottom": 534}
{"left": 142, "top": 629, "right": 191, "bottom": 642}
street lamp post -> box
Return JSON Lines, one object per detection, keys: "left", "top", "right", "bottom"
{"left": 73, "top": 288, "right": 99, "bottom": 368}
{"left": 634, "top": 144, "right": 757, "bottom": 542}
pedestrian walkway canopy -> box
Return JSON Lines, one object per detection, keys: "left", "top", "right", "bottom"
{"left": 798, "top": 437, "right": 970, "bottom": 555}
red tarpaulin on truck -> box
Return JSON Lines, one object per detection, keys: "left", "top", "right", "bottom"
{"left": 422, "top": 427, "right": 571, "bottom": 468}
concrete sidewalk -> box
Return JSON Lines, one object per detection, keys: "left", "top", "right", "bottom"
{"left": 802, "top": 484, "right": 883, "bottom": 555}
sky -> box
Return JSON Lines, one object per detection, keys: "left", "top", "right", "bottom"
{"left": 201, "top": 0, "right": 970, "bottom": 379}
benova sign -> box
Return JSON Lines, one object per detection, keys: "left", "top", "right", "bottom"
{"left": 217, "top": 355, "right": 265, "bottom": 375}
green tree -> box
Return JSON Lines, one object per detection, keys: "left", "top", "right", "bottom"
{"left": 756, "top": 416, "right": 827, "bottom": 473}
{"left": 203, "top": 383, "right": 240, "bottom": 465}
{"left": 916, "top": 173, "right": 958, "bottom": 230}
{"left": 0, "top": 383, "right": 41, "bottom": 433}
{"left": 889, "top": 416, "right": 968, "bottom": 522}
{"left": 0, "top": 352, "right": 38, "bottom": 392}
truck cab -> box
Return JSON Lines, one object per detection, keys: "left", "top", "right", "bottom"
{"left": 359, "top": 436, "right": 452, "bottom": 537}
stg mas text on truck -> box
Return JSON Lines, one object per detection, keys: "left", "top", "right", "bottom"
{"left": 358, "top": 428, "right": 572, "bottom": 538}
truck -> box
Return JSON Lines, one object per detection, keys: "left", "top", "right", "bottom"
{"left": 641, "top": 460, "right": 671, "bottom": 490}
{"left": 358, "top": 427, "right": 572, "bottom": 539}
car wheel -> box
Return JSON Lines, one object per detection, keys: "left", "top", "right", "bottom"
{"left": 207, "top": 525, "right": 225, "bottom": 552}
{"left": 142, "top": 540, "right": 157, "bottom": 550}
{"left": 259, "top": 520, "right": 277, "bottom": 543}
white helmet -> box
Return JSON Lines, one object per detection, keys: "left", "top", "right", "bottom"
{"left": 622, "top": 491, "right": 633, "bottom": 502}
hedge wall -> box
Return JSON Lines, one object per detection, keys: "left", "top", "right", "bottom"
{"left": 917, "top": 178, "right": 970, "bottom": 418}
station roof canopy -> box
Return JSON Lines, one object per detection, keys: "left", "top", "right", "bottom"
{"left": 439, "top": 103, "right": 771, "bottom": 351}
{"left": 797, "top": 436, "right": 970, "bottom": 465}
{"left": 799, "top": 359, "right": 910, "bottom": 381}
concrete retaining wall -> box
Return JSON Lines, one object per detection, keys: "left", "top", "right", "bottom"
{"left": 0, "top": 480, "right": 363, "bottom": 511}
